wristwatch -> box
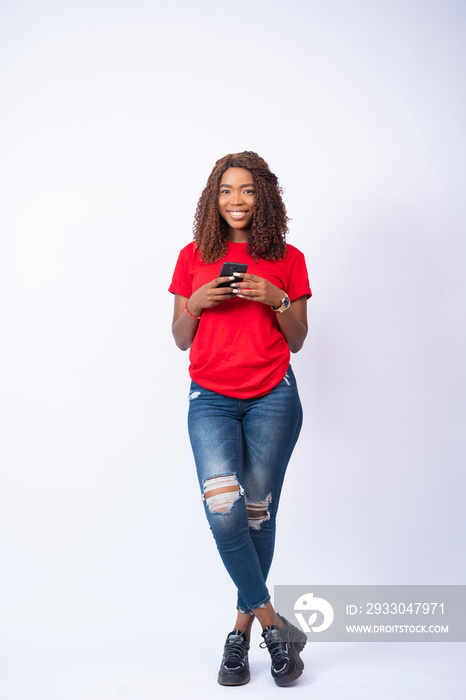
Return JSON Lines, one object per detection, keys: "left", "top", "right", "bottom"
{"left": 272, "top": 291, "right": 291, "bottom": 313}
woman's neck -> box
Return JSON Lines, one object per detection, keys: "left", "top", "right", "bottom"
{"left": 228, "top": 229, "right": 250, "bottom": 243}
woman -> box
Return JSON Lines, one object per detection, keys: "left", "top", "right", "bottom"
{"left": 169, "top": 152, "right": 312, "bottom": 687}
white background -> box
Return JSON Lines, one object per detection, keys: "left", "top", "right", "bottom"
{"left": 1, "top": 1, "right": 465, "bottom": 698}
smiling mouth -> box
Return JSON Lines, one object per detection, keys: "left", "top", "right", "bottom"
{"left": 227, "top": 211, "right": 249, "bottom": 219}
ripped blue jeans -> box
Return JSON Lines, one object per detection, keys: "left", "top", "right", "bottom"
{"left": 187, "top": 365, "right": 303, "bottom": 613}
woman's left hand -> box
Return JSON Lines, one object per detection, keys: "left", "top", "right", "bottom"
{"left": 231, "top": 272, "right": 308, "bottom": 352}
{"left": 230, "top": 273, "right": 283, "bottom": 308}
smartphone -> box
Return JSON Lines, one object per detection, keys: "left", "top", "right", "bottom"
{"left": 217, "top": 262, "right": 248, "bottom": 287}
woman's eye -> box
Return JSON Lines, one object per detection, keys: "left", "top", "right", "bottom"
{"left": 219, "top": 189, "right": 230, "bottom": 195}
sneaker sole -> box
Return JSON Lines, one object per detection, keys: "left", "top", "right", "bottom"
{"left": 218, "top": 671, "right": 251, "bottom": 686}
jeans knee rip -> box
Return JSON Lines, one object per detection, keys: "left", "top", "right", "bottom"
{"left": 245, "top": 493, "right": 272, "bottom": 530}
{"left": 203, "top": 474, "right": 244, "bottom": 515}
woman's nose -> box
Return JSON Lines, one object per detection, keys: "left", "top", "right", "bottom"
{"left": 230, "top": 190, "right": 244, "bottom": 204}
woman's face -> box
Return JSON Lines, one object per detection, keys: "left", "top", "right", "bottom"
{"left": 218, "top": 167, "right": 255, "bottom": 236}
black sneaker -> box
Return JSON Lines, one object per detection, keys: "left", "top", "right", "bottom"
{"left": 260, "top": 614, "right": 307, "bottom": 687}
{"left": 218, "top": 629, "right": 251, "bottom": 686}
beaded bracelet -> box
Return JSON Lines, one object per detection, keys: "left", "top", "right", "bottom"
{"left": 184, "top": 300, "right": 201, "bottom": 319}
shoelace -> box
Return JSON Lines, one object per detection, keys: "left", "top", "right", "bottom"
{"left": 224, "top": 633, "right": 248, "bottom": 665}
{"left": 260, "top": 629, "right": 289, "bottom": 668}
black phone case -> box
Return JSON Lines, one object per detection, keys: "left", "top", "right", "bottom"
{"left": 217, "top": 262, "right": 248, "bottom": 287}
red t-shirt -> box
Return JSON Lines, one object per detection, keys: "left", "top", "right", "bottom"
{"left": 168, "top": 241, "right": 312, "bottom": 398}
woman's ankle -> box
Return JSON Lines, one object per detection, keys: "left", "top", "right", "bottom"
{"left": 252, "top": 602, "right": 285, "bottom": 630}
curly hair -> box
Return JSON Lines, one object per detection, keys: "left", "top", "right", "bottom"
{"left": 193, "top": 151, "right": 289, "bottom": 263}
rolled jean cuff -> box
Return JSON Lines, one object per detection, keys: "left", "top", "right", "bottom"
{"left": 236, "top": 606, "right": 254, "bottom": 616}
{"left": 242, "top": 593, "right": 271, "bottom": 612}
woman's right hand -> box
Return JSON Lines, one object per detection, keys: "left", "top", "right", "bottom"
{"left": 172, "top": 276, "right": 236, "bottom": 351}
{"left": 186, "top": 276, "right": 236, "bottom": 317}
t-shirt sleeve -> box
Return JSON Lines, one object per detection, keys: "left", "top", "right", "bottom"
{"left": 168, "top": 246, "right": 193, "bottom": 298}
{"left": 285, "top": 248, "right": 312, "bottom": 301}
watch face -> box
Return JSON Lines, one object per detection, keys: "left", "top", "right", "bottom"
{"left": 283, "top": 296, "right": 291, "bottom": 310}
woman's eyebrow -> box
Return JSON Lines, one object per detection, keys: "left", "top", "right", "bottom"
{"left": 219, "top": 183, "right": 255, "bottom": 188}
